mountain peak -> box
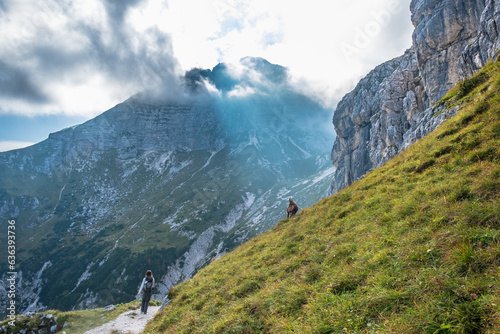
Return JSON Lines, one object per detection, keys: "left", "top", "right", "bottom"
{"left": 0, "top": 56, "right": 334, "bottom": 316}
{"left": 184, "top": 57, "right": 288, "bottom": 94}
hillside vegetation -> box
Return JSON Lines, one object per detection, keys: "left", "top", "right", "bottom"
{"left": 0, "top": 300, "right": 152, "bottom": 334}
{"left": 144, "top": 61, "right": 500, "bottom": 333}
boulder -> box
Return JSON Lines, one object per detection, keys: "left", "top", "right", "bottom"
{"left": 102, "top": 305, "right": 116, "bottom": 312}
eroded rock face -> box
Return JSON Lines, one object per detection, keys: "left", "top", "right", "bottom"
{"left": 44, "top": 97, "right": 224, "bottom": 164}
{"left": 458, "top": 0, "right": 500, "bottom": 78}
{"left": 411, "top": 0, "right": 486, "bottom": 105}
{"left": 330, "top": 50, "right": 425, "bottom": 194}
{"left": 369, "top": 51, "right": 425, "bottom": 168}
{"left": 330, "top": 0, "right": 496, "bottom": 195}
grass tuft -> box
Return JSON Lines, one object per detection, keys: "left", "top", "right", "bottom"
{"left": 457, "top": 72, "right": 490, "bottom": 99}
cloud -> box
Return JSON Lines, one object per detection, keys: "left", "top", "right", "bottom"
{"left": 102, "top": 0, "right": 142, "bottom": 25}
{"left": 0, "top": 0, "right": 181, "bottom": 116}
{"left": 0, "top": 0, "right": 413, "bottom": 119}
{"left": 163, "top": 0, "right": 414, "bottom": 107}
{"left": 0, "top": 141, "right": 35, "bottom": 152}
{"left": 0, "top": 60, "right": 50, "bottom": 103}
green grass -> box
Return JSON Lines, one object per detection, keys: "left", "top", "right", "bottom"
{"left": 59, "top": 301, "right": 141, "bottom": 334}
{"left": 0, "top": 300, "right": 162, "bottom": 334}
{"left": 144, "top": 62, "right": 500, "bottom": 333}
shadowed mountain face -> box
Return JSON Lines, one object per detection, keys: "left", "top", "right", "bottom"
{"left": 0, "top": 57, "right": 335, "bottom": 314}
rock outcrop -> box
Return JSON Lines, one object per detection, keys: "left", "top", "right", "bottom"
{"left": 458, "top": 0, "right": 500, "bottom": 78}
{"left": 330, "top": 0, "right": 498, "bottom": 194}
{"left": 1, "top": 313, "right": 67, "bottom": 334}
{"left": 44, "top": 98, "right": 224, "bottom": 164}
{"left": 330, "top": 50, "right": 425, "bottom": 194}
{"left": 411, "top": 0, "right": 486, "bottom": 105}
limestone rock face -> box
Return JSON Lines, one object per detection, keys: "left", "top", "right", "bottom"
{"left": 458, "top": 0, "right": 500, "bottom": 78}
{"left": 330, "top": 50, "right": 425, "bottom": 194}
{"left": 369, "top": 51, "right": 425, "bottom": 167}
{"left": 411, "top": 0, "right": 486, "bottom": 105}
{"left": 330, "top": 0, "right": 498, "bottom": 195}
{"left": 45, "top": 98, "right": 224, "bottom": 164}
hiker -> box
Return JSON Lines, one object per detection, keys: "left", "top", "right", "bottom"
{"left": 287, "top": 197, "right": 298, "bottom": 218}
{"left": 137, "top": 270, "right": 155, "bottom": 314}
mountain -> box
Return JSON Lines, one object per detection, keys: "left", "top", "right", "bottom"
{"left": 329, "top": 0, "right": 499, "bottom": 194}
{"left": 0, "top": 57, "right": 335, "bottom": 316}
{"left": 144, "top": 59, "right": 500, "bottom": 334}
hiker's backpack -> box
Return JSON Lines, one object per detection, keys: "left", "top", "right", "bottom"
{"left": 143, "top": 278, "right": 153, "bottom": 292}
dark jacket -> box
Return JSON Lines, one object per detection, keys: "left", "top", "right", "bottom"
{"left": 138, "top": 276, "right": 155, "bottom": 295}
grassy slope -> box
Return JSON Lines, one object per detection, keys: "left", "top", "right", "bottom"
{"left": 144, "top": 62, "right": 500, "bottom": 334}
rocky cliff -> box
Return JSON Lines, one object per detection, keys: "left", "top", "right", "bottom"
{"left": 330, "top": 50, "right": 424, "bottom": 193}
{"left": 330, "top": 0, "right": 498, "bottom": 194}
{"left": 411, "top": 0, "right": 486, "bottom": 105}
{"left": 458, "top": 0, "right": 500, "bottom": 77}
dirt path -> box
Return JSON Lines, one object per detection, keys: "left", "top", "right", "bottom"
{"left": 84, "top": 306, "right": 160, "bottom": 334}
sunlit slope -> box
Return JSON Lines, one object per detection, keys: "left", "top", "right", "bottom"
{"left": 145, "top": 62, "right": 500, "bottom": 333}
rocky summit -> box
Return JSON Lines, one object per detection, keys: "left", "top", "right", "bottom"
{"left": 0, "top": 57, "right": 334, "bottom": 316}
{"left": 329, "top": 0, "right": 500, "bottom": 194}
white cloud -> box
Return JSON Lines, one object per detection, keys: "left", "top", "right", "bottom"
{"left": 0, "top": 0, "right": 413, "bottom": 117}
{"left": 227, "top": 85, "right": 256, "bottom": 98}
{"left": 0, "top": 141, "right": 35, "bottom": 152}
{"left": 161, "top": 0, "right": 413, "bottom": 106}
{"left": 0, "top": 0, "right": 180, "bottom": 117}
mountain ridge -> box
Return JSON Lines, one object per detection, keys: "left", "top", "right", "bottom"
{"left": 0, "top": 57, "right": 334, "bottom": 316}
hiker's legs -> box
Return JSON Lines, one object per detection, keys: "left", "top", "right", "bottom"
{"left": 141, "top": 295, "right": 147, "bottom": 313}
{"left": 142, "top": 291, "right": 152, "bottom": 314}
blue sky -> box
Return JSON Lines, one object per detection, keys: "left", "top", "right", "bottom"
{"left": 0, "top": 0, "right": 413, "bottom": 152}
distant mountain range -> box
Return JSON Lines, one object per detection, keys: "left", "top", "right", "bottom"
{"left": 0, "top": 57, "right": 335, "bottom": 315}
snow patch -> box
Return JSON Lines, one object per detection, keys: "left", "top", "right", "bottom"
{"left": 71, "top": 262, "right": 95, "bottom": 293}
{"left": 288, "top": 137, "right": 312, "bottom": 158}
{"left": 242, "top": 192, "right": 255, "bottom": 209}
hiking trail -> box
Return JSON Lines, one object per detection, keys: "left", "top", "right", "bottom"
{"left": 83, "top": 306, "right": 160, "bottom": 334}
